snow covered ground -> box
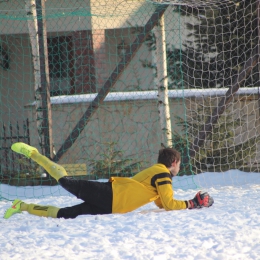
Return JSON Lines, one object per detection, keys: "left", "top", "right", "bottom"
{"left": 0, "top": 170, "right": 260, "bottom": 260}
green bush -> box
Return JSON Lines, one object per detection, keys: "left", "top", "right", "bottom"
{"left": 88, "top": 142, "right": 145, "bottom": 178}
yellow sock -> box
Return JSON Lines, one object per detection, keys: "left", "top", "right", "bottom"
{"left": 30, "top": 151, "right": 67, "bottom": 181}
{"left": 20, "top": 202, "right": 28, "bottom": 211}
{"left": 21, "top": 202, "right": 60, "bottom": 218}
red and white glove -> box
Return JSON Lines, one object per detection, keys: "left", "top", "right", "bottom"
{"left": 188, "top": 191, "right": 214, "bottom": 209}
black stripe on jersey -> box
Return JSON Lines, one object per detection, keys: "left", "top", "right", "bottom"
{"left": 157, "top": 180, "right": 172, "bottom": 186}
{"left": 151, "top": 173, "right": 172, "bottom": 188}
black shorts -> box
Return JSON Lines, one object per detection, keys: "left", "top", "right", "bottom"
{"left": 57, "top": 177, "right": 113, "bottom": 219}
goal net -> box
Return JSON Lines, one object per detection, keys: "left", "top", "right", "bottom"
{"left": 0, "top": 0, "right": 260, "bottom": 200}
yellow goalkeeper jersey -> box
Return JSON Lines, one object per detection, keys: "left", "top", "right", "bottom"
{"left": 109, "top": 163, "right": 187, "bottom": 213}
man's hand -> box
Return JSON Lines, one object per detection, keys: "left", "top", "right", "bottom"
{"left": 188, "top": 191, "right": 214, "bottom": 209}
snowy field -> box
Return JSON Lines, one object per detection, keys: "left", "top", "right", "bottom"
{"left": 0, "top": 170, "right": 260, "bottom": 260}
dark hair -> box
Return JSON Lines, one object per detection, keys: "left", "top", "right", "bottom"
{"left": 157, "top": 148, "right": 181, "bottom": 167}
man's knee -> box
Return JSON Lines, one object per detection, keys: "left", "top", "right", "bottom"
{"left": 58, "top": 177, "right": 82, "bottom": 198}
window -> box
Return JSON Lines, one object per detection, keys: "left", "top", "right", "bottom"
{"left": 47, "top": 36, "right": 74, "bottom": 96}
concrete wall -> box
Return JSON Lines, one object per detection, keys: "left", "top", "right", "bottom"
{"left": 0, "top": 0, "right": 154, "bottom": 34}
{"left": 0, "top": 1, "right": 172, "bottom": 125}
{"left": 0, "top": 27, "right": 155, "bottom": 125}
{"left": 0, "top": 35, "right": 35, "bottom": 125}
{"left": 24, "top": 90, "right": 260, "bottom": 173}
{"left": 25, "top": 93, "right": 168, "bottom": 168}
{"left": 0, "top": 1, "right": 195, "bottom": 126}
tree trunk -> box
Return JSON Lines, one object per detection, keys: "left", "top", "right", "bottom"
{"left": 26, "top": 0, "right": 53, "bottom": 158}
{"left": 25, "top": 0, "right": 43, "bottom": 151}
{"left": 154, "top": 16, "right": 172, "bottom": 148}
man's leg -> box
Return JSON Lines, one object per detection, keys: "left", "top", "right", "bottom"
{"left": 58, "top": 177, "right": 112, "bottom": 214}
{"left": 10, "top": 142, "right": 112, "bottom": 218}
{"left": 57, "top": 201, "right": 111, "bottom": 219}
{"left": 4, "top": 200, "right": 60, "bottom": 219}
{"left": 23, "top": 203, "right": 60, "bottom": 218}
{"left": 4, "top": 199, "right": 111, "bottom": 219}
{"left": 11, "top": 142, "right": 67, "bottom": 181}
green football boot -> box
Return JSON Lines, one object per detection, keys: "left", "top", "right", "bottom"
{"left": 11, "top": 142, "right": 38, "bottom": 158}
{"left": 4, "top": 199, "right": 23, "bottom": 219}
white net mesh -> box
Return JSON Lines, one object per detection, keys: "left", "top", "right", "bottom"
{"left": 1, "top": 0, "right": 260, "bottom": 200}
{"left": 166, "top": 0, "right": 260, "bottom": 175}
{"left": 147, "top": 0, "right": 234, "bottom": 7}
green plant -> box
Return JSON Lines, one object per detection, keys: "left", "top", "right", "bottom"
{"left": 89, "top": 142, "right": 145, "bottom": 178}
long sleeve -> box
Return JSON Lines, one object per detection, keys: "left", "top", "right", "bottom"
{"left": 154, "top": 174, "right": 187, "bottom": 210}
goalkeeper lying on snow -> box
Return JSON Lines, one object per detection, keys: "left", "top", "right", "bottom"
{"left": 4, "top": 143, "right": 214, "bottom": 219}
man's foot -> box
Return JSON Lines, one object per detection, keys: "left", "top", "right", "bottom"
{"left": 4, "top": 199, "right": 23, "bottom": 219}
{"left": 11, "top": 142, "right": 38, "bottom": 158}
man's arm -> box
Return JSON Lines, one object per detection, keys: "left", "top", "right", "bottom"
{"left": 156, "top": 183, "right": 213, "bottom": 210}
{"left": 154, "top": 175, "right": 187, "bottom": 210}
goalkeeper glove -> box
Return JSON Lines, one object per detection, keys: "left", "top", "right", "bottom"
{"left": 188, "top": 191, "right": 214, "bottom": 209}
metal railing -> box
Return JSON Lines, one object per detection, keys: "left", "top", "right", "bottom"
{"left": 0, "top": 119, "right": 30, "bottom": 177}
